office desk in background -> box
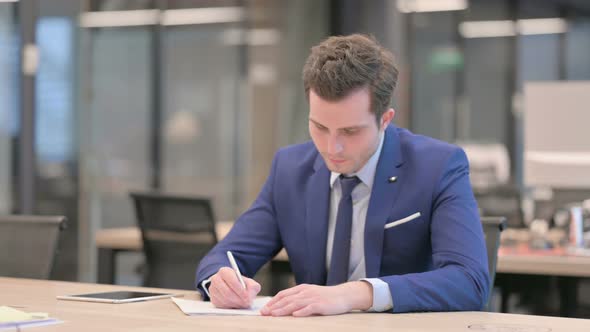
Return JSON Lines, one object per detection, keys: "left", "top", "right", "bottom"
{"left": 498, "top": 245, "right": 590, "bottom": 277}
{"left": 96, "top": 224, "right": 590, "bottom": 316}
{"left": 496, "top": 244, "right": 590, "bottom": 317}
{"left": 96, "top": 225, "right": 590, "bottom": 282}
{"left": 95, "top": 222, "right": 289, "bottom": 285}
{"left": 2, "top": 277, "right": 589, "bottom": 332}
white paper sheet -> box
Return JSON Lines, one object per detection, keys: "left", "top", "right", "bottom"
{"left": 171, "top": 297, "right": 272, "bottom": 316}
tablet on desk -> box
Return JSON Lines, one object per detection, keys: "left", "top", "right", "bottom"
{"left": 56, "top": 291, "right": 176, "bottom": 304}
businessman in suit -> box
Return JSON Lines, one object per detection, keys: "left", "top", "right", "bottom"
{"left": 196, "top": 34, "right": 489, "bottom": 316}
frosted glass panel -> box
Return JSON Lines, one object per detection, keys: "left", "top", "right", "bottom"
{"left": 0, "top": 4, "right": 16, "bottom": 214}
{"left": 162, "top": 25, "right": 241, "bottom": 221}
{"left": 85, "top": 29, "right": 151, "bottom": 229}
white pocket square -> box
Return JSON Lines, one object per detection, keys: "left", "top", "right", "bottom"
{"left": 384, "top": 212, "right": 421, "bottom": 229}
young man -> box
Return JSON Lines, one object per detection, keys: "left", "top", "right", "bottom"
{"left": 196, "top": 34, "right": 489, "bottom": 316}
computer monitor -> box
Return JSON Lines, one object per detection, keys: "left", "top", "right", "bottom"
{"left": 524, "top": 81, "right": 590, "bottom": 189}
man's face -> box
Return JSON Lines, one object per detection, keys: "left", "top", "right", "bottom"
{"left": 308, "top": 88, "right": 394, "bottom": 175}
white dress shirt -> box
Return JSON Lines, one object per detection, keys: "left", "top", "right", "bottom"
{"left": 326, "top": 132, "right": 393, "bottom": 312}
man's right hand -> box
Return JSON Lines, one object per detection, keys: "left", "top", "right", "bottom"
{"left": 208, "top": 267, "right": 261, "bottom": 309}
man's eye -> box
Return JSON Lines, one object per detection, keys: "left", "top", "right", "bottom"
{"left": 315, "top": 124, "right": 327, "bottom": 131}
{"left": 343, "top": 129, "right": 358, "bottom": 135}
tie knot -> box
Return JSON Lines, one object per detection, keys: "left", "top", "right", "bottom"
{"left": 339, "top": 175, "right": 361, "bottom": 198}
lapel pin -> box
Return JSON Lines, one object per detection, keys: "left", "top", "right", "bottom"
{"left": 388, "top": 176, "right": 397, "bottom": 183}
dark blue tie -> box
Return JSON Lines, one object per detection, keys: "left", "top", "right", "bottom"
{"left": 327, "top": 175, "right": 361, "bottom": 286}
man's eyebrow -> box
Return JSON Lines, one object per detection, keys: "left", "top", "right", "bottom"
{"left": 339, "top": 125, "right": 367, "bottom": 131}
{"left": 309, "top": 118, "right": 369, "bottom": 131}
{"left": 308, "top": 118, "right": 326, "bottom": 127}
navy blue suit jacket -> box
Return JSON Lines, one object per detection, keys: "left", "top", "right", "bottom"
{"left": 196, "top": 125, "right": 489, "bottom": 313}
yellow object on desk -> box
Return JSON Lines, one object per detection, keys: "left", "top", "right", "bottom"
{"left": 0, "top": 306, "right": 60, "bottom": 330}
{"left": 0, "top": 306, "right": 48, "bottom": 322}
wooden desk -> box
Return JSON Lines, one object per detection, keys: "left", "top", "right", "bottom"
{"left": 2, "top": 277, "right": 588, "bottom": 332}
{"left": 498, "top": 246, "right": 590, "bottom": 277}
{"left": 96, "top": 222, "right": 233, "bottom": 252}
{"left": 96, "top": 225, "right": 590, "bottom": 316}
{"left": 496, "top": 245, "right": 590, "bottom": 317}
{"left": 96, "top": 226, "right": 590, "bottom": 280}
{"left": 95, "top": 223, "right": 288, "bottom": 285}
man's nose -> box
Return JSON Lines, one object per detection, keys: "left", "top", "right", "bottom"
{"left": 327, "top": 135, "right": 343, "bottom": 155}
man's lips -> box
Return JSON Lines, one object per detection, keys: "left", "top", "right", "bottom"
{"left": 329, "top": 158, "right": 346, "bottom": 164}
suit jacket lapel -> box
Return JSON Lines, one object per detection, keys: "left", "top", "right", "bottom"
{"left": 305, "top": 154, "right": 331, "bottom": 285}
{"left": 364, "top": 126, "right": 405, "bottom": 278}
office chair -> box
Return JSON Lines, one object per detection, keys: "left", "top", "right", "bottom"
{"left": 481, "top": 216, "right": 506, "bottom": 311}
{"left": 475, "top": 186, "right": 525, "bottom": 228}
{"left": 130, "top": 192, "right": 217, "bottom": 290}
{"left": 0, "top": 215, "right": 67, "bottom": 279}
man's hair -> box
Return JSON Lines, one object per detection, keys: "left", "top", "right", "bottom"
{"left": 302, "top": 34, "right": 398, "bottom": 124}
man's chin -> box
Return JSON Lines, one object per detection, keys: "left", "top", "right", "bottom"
{"left": 326, "top": 162, "right": 351, "bottom": 174}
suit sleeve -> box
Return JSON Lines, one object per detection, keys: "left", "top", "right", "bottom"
{"left": 381, "top": 148, "right": 490, "bottom": 312}
{"left": 195, "top": 152, "right": 283, "bottom": 299}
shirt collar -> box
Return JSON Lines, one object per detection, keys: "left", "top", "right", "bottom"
{"left": 329, "top": 132, "right": 385, "bottom": 190}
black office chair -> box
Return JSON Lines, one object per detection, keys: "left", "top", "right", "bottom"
{"left": 130, "top": 192, "right": 217, "bottom": 290}
{"left": 481, "top": 216, "right": 506, "bottom": 311}
{"left": 0, "top": 215, "right": 67, "bottom": 279}
{"left": 475, "top": 186, "right": 524, "bottom": 228}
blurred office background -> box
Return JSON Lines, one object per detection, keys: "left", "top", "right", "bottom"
{"left": 1, "top": 0, "right": 590, "bottom": 317}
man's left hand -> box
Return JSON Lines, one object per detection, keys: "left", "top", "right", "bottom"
{"left": 260, "top": 281, "right": 373, "bottom": 317}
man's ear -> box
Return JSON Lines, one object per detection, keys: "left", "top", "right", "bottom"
{"left": 380, "top": 108, "right": 395, "bottom": 130}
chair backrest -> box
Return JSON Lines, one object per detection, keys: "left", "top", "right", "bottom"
{"left": 130, "top": 191, "right": 217, "bottom": 290}
{"left": 481, "top": 216, "right": 506, "bottom": 311}
{"left": 475, "top": 185, "right": 524, "bottom": 228}
{"left": 0, "top": 215, "right": 66, "bottom": 279}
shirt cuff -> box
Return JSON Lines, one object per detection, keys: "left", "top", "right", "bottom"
{"left": 360, "top": 278, "right": 393, "bottom": 312}
{"left": 201, "top": 278, "right": 212, "bottom": 300}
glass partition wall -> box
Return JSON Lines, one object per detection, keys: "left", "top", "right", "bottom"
{"left": 76, "top": 0, "right": 329, "bottom": 283}
{"left": 0, "top": 2, "right": 16, "bottom": 215}
{"left": 405, "top": 0, "right": 590, "bottom": 188}
{"left": 4, "top": 0, "right": 589, "bottom": 287}
{"left": 77, "top": 1, "right": 248, "bottom": 282}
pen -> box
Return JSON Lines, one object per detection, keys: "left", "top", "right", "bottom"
{"left": 226, "top": 251, "right": 246, "bottom": 289}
